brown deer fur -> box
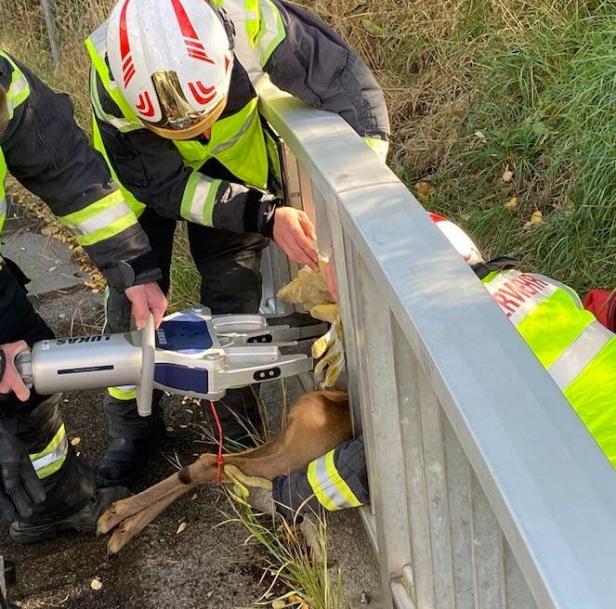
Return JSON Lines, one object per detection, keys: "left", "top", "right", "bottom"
{"left": 98, "top": 390, "right": 352, "bottom": 553}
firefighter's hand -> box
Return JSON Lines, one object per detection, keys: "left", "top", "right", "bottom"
{"left": 0, "top": 419, "right": 46, "bottom": 521}
{"left": 125, "top": 282, "right": 168, "bottom": 329}
{"left": 0, "top": 341, "right": 31, "bottom": 402}
{"left": 273, "top": 207, "right": 318, "bottom": 269}
{"left": 312, "top": 308, "right": 345, "bottom": 388}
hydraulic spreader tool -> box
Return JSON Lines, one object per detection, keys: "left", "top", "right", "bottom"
{"left": 5, "top": 307, "right": 323, "bottom": 416}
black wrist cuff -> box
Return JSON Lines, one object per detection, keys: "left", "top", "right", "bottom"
{"left": 101, "top": 251, "right": 162, "bottom": 292}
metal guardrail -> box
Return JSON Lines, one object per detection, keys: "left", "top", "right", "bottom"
{"left": 258, "top": 81, "right": 616, "bottom": 609}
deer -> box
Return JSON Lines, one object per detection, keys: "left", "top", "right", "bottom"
{"left": 97, "top": 390, "right": 353, "bottom": 554}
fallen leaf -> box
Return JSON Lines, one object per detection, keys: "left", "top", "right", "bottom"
{"left": 191, "top": 493, "right": 198, "bottom": 501}
{"left": 502, "top": 168, "right": 514, "bottom": 183}
{"left": 70, "top": 437, "right": 81, "bottom": 446}
{"left": 524, "top": 210, "right": 544, "bottom": 229}
{"left": 504, "top": 196, "right": 519, "bottom": 209}
{"left": 289, "top": 595, "right": 302, "bottom": 604}
{"left": 414, "top": 181, "right": 436, "bottom": 200}
{"left": 176, "top": 521, "right": 188, "bottom": 534}
{"left": 361, "top": 19, "right": 386, "bottom": 37}
{"left": 300, "top": 604, "right": 310, "bottom": 609}
{"left": 272, "top": 600, "right": 286, "bottom": 609}
{"left": 166, "top": 426, "right": 175, "bottom": 433}
{"left": 90, "top": 578, "right": 103, "bottom": 591}
{"left": 474, "top": 130, "right": 487, "bottom": 143}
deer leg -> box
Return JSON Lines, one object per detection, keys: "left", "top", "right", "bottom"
{"left": 106, "top": 485, "right": 189, "bottom": 554}
{"left": 98, "top": 454, "right": 218, "bottom": 535}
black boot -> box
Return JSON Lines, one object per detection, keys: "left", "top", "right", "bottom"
{"left": 95, "top": 431, "right": 165, "bottom": 488}
{"left": 9, "top": 486, "right": 129, "bottom": 544}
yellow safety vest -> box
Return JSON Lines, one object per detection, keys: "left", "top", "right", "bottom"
{"left": 483, "top": 269, "right": 616, "bottom": 466}
{"left": 84, "top": 5, "right": 284, "bottom": 216}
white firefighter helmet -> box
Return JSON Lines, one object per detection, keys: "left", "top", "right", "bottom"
{"left": 106, "top": 0, "right": 235, "bottom": 140}
{"left": 428, "top": 212, "right": 485, "bottom": 266}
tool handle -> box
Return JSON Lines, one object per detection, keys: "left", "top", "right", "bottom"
{"left": 14, "top": 350, "right": 33, "bottom": 388}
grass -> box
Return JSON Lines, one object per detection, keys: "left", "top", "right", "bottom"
{"left": 7, "top": 1, "right": 616, "bottom": 295}
{"left": 224, "top": 501, "right": 345, "bottom": 609}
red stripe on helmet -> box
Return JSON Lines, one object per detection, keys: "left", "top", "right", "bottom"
{"left": 136, "top": 91, "right": 155, "bottom": 117}
{"left": 170, "top": 0, "right": 199, "bottom": 40}
{"left": 119, "top": 0, "right": 132, "bottom": 61}
{"left": 169, "top": 0, "right": 216, "bottom": 63}
{"left": 185, "top": 39, "right": 206, "bottom": 50}
{"left": 188, "top": 81, "right": 216, "bottom": 105}
{"left": 123, "top": 64, "right": 136, "bottom": 87}
{"left": 188, "top": 49, "right": 215, "bottom": 64}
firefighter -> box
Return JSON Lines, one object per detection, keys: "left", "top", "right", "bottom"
{"left": 0, "top": 50, "right": 167, "bottom": 542}
{"left": 85, "top": 0, "right": 390, "bottom": 487}
{"left": 229, "top": 213, "right": 616, "bottom": 520}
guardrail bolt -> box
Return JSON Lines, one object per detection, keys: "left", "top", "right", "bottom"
{"left": 359, "top": 590, "right": 371, "bottom": 605}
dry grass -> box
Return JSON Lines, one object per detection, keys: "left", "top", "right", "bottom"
{"left": 6, "top": 1, "right": 616, "bottom": 292}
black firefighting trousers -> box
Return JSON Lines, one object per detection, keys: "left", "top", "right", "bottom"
{"left": 0, "top": 262, "right": 93, "bottom": 523}
{"left": 104, "top": 208, "right": 269, "bottom": 439}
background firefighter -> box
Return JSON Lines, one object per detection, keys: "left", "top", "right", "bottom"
{"left": 0, "top": 50, "right": 167, "bottom": 542}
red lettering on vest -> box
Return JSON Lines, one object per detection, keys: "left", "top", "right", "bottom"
{"left": 492, "top": 293, "right": 518, "bottom": 317}
{"left": 490, "top": 273, "right": 551, "bottom": 318}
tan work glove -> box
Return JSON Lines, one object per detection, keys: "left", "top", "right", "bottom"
{"left": 278, "top": 261, "right": 345, "bottom": 388}
{"left": 224, "top": 464, "right": 275, "bottom": 514}
{"left": 311, "top": 308, "right": 344, "bottom": 388}
{"left": 276, "top": 259, "right": 335, "bottom": 315}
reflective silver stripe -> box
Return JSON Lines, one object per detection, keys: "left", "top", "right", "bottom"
{"left": 190, "top": 176, "right": 216, "bottom": 222}
{"left": 484, "top": 271, "right": 558, "bottom": 326}
{"left": 549, "top": 321, "right": 613, "bottom": 389}
{"left": 312, "top": 454, "right": 354, "bottom": 509}
{"left": 5, "top": 74, "right": 29, "bottom": 119}
{"left": 88, "top": 22, "right": 141, "bottom": 133}
{"left": 70, "top": 202, "right": 133, "bottom": 236}
{"left": 210, "top": 110, "right": 257, "bottom": 155}
{"left": 30, "top": 434, "right": 68, "bottom": 473}
{"left": 256, "top": 0, "right": 285, "bottom": 65}
{"left": 90, "top": 21, "right": 108, "bottom": 53}
{"left": 89, "top": 62, "right": 140, "bottom": 133}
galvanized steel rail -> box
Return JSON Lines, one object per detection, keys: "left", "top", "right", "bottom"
{"left": 258, "top": 81, "right": 616, "bottom": 609}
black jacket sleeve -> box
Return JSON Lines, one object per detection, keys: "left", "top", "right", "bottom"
{"left": 0, "top": 55, "right": 160, "bottom": 288}
{"left": 263, "top": 1, "right": 390, "bottom": 140}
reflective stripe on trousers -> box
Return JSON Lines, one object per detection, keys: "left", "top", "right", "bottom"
{"left": 307, "top": 449, "right": 363, "bottom": 511}
{"left": 29, "top": 424, "right": 68, "bottom": 479}
{"left": 108, "top": 385, "right": 137, "bottom": 401}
